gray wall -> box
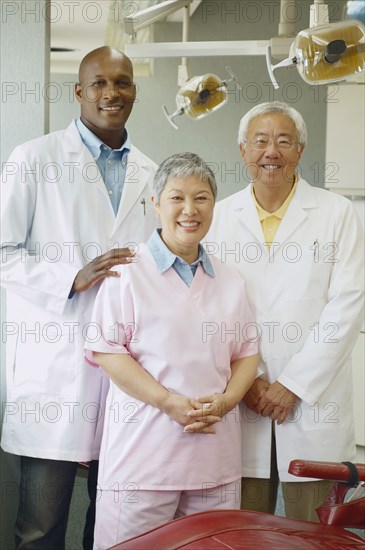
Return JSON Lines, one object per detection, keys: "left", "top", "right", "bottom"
{"left": 0, "top": 2, "right": 50, "bottom": 548}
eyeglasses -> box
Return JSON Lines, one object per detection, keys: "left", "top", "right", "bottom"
{"left": 245, "top": 137, "right": 298, "bottom": 151}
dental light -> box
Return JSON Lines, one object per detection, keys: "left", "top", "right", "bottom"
{"left": 162, "top": 67, "right": 241, "bottom": 129}
{"left": 123, "top": 0, "right": 365, "bottom": 121}
{"left": 266, "top": 19, "right": 365, "bottom": 89}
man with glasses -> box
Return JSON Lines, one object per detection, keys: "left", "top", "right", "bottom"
{"left": 207, "top": 101, "right": 364, "bottom": 521}
{"left": 1, "top": 47, "right": 157, "bottom": 549}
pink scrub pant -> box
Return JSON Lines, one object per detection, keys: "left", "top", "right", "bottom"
{"left": 93, "top": 480, "right": 241, "bottom": 549}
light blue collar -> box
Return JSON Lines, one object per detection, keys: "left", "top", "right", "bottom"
{"left": 147, "top": 229, "right": 215, "bottom": 277}
{"left": 75, "top": 118, "right": 131, "bottom": 158}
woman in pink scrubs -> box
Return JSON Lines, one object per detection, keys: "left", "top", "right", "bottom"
{"left": 85, "top": 152, "right": 259, "bottom": 548}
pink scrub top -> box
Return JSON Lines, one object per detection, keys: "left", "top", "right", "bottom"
{"left": 85, "top": 244, "right": 258, "bottom": 491}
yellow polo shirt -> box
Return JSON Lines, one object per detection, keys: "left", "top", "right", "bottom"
{"left": 252, "top": 179, "right": 298, "bottom": 249}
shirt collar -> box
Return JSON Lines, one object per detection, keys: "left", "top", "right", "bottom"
{"left": 147, "top": 229, "right": 215, "bottom": 277}
{"left": 252, "top": 176, "right": 298, "bottom": 222}
{"left": 76, "top": 118, "right": 131, "bottom": 159}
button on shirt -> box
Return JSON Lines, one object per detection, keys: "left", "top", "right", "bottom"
{"left": 76, "top": 118, "right": 131, "bottom": 215}
{"left": 147, "top": 229, "right": 215, "bottom": 286}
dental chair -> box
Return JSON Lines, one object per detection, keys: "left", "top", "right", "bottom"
{"left": 109, "top": 460, "right": 365, "bottom": 549}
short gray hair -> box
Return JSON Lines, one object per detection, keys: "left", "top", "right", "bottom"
{"left": 153, "top": 152, "right": 217, "bottom": 204}
{"left": 237, "top": 101, "right": 307, "bottom": 147}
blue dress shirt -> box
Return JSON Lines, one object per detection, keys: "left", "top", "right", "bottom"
{"left": 76, "top": 118, "right": 131, "bottom": 215}
{"left": 147, "top": 229, "right": 215, "bottom": 286}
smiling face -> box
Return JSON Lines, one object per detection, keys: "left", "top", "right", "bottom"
{"left": 153, "top": 176, "right": 215, "bottom": 264}
{"left": 240, "top": 113, "right": 304, "bottom": 194}
{"left": 75, "top": 48, "right": 136, "bottom": 148}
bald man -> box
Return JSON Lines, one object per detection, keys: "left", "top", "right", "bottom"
{"left": 1, "top": 47, "right": 157, "bottom": 549}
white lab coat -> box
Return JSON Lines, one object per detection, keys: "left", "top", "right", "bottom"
{"left": 0, "top": 120, "right": 157, "bottom": 461}
{"left": 206, "top": 180, "right": 364, "bottom": 481}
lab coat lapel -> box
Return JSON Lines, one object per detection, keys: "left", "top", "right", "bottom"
{"left": 64, "top": 121, "right": 113, "bottom": 210}
{"left": 235, "top": 185, "right": 267, "bottom": 247}
{"left": 273, "top": 179, "right": 317, "bottom": 247}
{"left": 113, "top": 147, "right": 149, "bottom": 230}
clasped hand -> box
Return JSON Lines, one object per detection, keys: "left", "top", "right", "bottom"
{"left": 243, "top": 379, "right": 298, "bottom": 425}
{"left": 162, "top": 393, "right": 228, "bottom": 435}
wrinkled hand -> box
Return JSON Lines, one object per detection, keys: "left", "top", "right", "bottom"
{"left": 242, "top": 377, "right": 270, "bottom": 414}
{"left": 162, "top": 393, "right": 221, "bottom": 434}
{"left": 72, "top": 248, "right": 135, "bottom": 293}
{"left": 257, "top": 381, "right": 298, "bottom": 425}
{"left": 184, "top": 393, "right": 228, "bottom": 434}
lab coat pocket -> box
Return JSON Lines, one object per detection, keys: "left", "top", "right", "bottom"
{"left": 116, "top": 194, "right": 156, "bottom": 246}
{"left": 261, "top": 297, "right": 326, "bottom": 361}
{"left": 136, "top": 196, "right": 158, "bottom": 242}
{"left": 300, "top": 400, "right": 342, "bottom": 431}
{"left": 12, "top": 325, "right": 78, "bottom": 399}
{"left": 300, "top": 369, "right": 353, "bottom": 432}
{"left": 281, "top": 246, "right": 333, "bottom": 302}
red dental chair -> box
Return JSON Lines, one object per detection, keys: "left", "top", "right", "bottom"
{"left": 109, "top": 460, "right": 365, "bottom": 549}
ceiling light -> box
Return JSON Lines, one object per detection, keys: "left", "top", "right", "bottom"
{"left": 162, "top": 67, "right": 241, "bottom": 129}
{"left": 266, "top": 19, "right": 365, "bottom": 89}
